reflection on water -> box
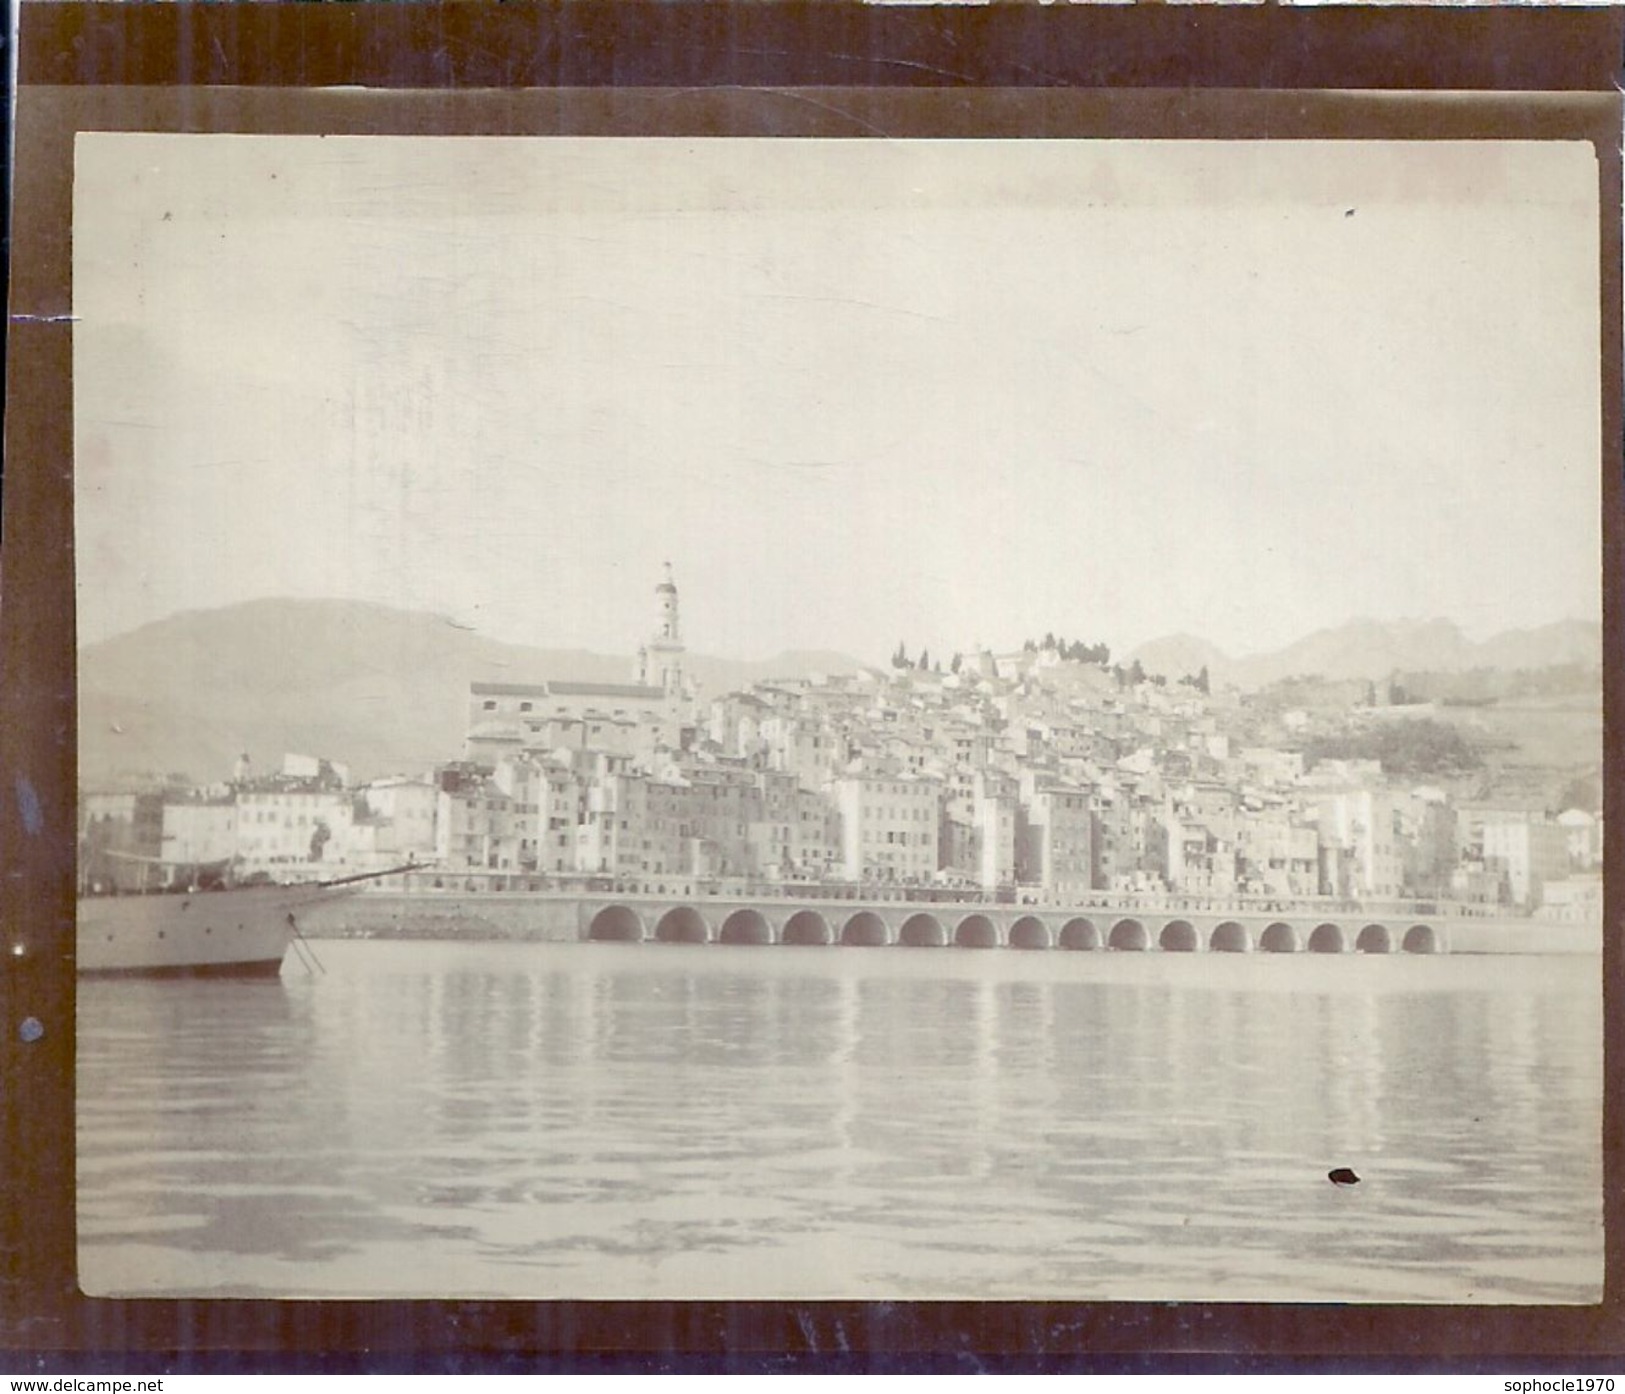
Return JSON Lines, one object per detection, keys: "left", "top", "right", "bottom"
{"left": 78, "top": 942, "right": 1602, "bottom": 1301}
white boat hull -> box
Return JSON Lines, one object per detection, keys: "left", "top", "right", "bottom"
{"left": 76, "top": 884, "right": 344, "bottom": 978}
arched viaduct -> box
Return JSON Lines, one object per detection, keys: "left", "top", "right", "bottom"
{"left": 580, "top": 896, "right": 1463, "bottom": 954}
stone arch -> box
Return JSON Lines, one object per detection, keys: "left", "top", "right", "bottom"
{"left": 719, "top": 908, "right": 772, "bottom": 945}
{"left": 955, "top": 914, "right": 1000, "bottom": 948}
{"left": 1307, "top": 922, "right": 1345, "bottom": 954}
{"left": 1210, "top": 921, "right": 1250, "bottom": 953}
{"left": 1403, "top": 924, "right": 1439, "bottom": 955}
{"left": 841, "top": 911, "right": 889, "bottom": 947}
{"left": 588, "top": 904, "right": 643, "bottom": 942}
{"left": 1356, "top": 923, "right": 1392, "bottom": 954}
{"left": 782, "top": 909, "right": 832, "bottom": 946}
{"left": 1008, "top": 915, "right": 1050, "bottom": 950}
{"left": 900, "top": 913, "right": 947, "bottom": 947}
{"left": 1260, "top": 921, "right": 1298, "bottom": 953}
{"left": 1059, "top": 917, "right": 1101, "bottom": 950}
{"left": 1109, "top": 918, "right": 1148, "bottom": 952}
{"left": 1159, "top": 919, "right": 1198, "bottom": 952}
{"left": 655, "top": 906, "right": 709, "bottom": 943}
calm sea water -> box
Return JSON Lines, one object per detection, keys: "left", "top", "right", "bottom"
{"left": 78, "top": 940, "right": 1602, "bottom": 1302}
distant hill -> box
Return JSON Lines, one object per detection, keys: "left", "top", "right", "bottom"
{"left": 1121, "top": 633, "right": 1231, "bottom": 685}
{"left": 1473, "top": 619, "right": 1604, "bottom": 672}
{"left": 81, "top": 600, "right": 1602, "bottom": 789}
{"left": 1130, "top": 617, "right": 1601, "bottom": 689}
{"left": 78, "top": 598, "right": 862, "bottom": 787}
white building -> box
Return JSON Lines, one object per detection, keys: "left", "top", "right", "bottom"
{"left": 235, "top": 785, "right": 356, "bottom": 878}
{"left": 1314, "top": 789, "right": 1403, "bottom": 898}
{"left": 158, "top": 797, "right": 237, "bottom": 878}
{"left": 832, "top": 773, "right": 940, "bottom": 883}
{"left": 974, "top": 780, "right": 1017, "bottom": 890}
{"left": 1557, "top": 807, "right": 1602, "bottom": 870}
{"left": 352, "top": 778, "right": 438, "bottom": 865}
{"left": 1020, "top": 784, "right": 1094, "bottom": 897}
{"left": 1482, "top": 816, "right": 1570, "bottom": 909}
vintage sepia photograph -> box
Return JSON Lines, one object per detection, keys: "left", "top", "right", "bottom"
{"left": 71, "top": 131, "right": 1604, "bottom": 1305}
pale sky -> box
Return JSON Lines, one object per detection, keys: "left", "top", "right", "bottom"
{"left": 74, "top": 134, "right": 1602, "bottom": 664}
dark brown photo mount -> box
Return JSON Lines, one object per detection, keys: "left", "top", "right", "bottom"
{"left": 4, "top": 1, "right": 1621, "bottom": 1372}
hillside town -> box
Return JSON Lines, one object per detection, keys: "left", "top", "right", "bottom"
{"left": 80, "top": 567, "right": 1603, "bottom": 920}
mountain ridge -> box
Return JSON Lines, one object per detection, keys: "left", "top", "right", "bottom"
{"left": 79, "top": 598, "right": 866, "bottom": 785}
{"left": 79, "top": 598, "right": 1602, "bottom": 786}
{"left": 1128, "top": 616, "right": 1601, "bottom": 688}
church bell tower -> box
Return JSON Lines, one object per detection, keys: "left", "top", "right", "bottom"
{"left": 656, "top": 561, "right": 680, "bottom": 644}
{"left": 637, "top": 561, "right": 687, "bottom": 698}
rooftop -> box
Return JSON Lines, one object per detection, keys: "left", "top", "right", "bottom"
{"left": 470, "top": 680, "right": 665, "bottom": 700}
{"left": 547, "top": 681, "right": 666, "bottom": 700}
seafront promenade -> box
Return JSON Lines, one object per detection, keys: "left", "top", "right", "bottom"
{"left": 304, "top": 884, "right": 1600, "bottom": 955}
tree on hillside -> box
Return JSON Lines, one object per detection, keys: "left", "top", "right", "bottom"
{"left": 1304, "top": 718, "right": 1482, "bottom": 778}
{"left": 1017, "top": 634, "right": 1111, "bottom": 666}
